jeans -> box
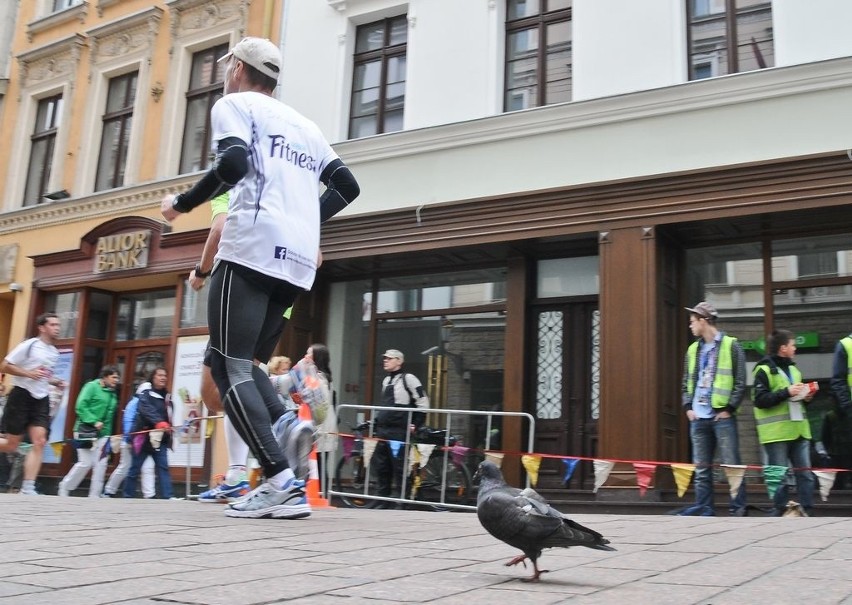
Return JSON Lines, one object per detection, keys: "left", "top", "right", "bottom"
{"left": 690, "top": 416, "right": 746, "bottom": 515}
{"left": 763, "top": 437, "right": 815, "bottom": 513}
{"left": 123, "top": 444, "right": 172, "bottom": 499}
{"left": 105, "top": 442, "right": 155, "bottom": 497}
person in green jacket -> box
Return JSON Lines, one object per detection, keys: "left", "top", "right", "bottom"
{"left": 753, "top": 329, "right": 818, "bottom": 516}
{"left": 57, "top": 365, "right": 119, "bottom": 497}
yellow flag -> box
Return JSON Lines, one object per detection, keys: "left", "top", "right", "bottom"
{"left": 521, "top": 455, "right": 542, "bottom": 487}
{"left": 50, "top": 442, "right": 64, "bottom": 458}
{"left": 670, "top": 463, "right": 695, "bottom": 498}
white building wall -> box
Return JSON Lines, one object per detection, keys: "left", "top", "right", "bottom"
{"left": 280, "top": 2, "right": 852, "bottom": 217}
{"left": 773, "top": 0, "right": 852, "bottom": 66}
{"left": 573, "top": 0, "right": 687, "bottom": 101}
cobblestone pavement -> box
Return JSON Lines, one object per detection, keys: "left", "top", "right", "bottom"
{"left": 0, "top": 494, "right": 850, "bottom": 604}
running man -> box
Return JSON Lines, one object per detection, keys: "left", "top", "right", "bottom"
{"left": 0, "top": 313, "right": 67, "bottom": 495}
{"left": 160, "top": 37, "right": 359, "bottom": 519}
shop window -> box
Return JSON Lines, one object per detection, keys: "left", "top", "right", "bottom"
{"left": 85, "top": 291, "right": 113, "bottom": 340}
{"left": 95, "top": 71, "right": 138, "bottom": 192}
{"left": 687, "top": 0, "right": 774, "bottom": 81}
{"left": 349, "top": 15, "right": 407, "bottom": 139}
{"left": 43, "top": 291, "right": 81, "bottom": 340}
{"left": 369, "top": 268, "right": 507, "bottom": 315}
{"left": 23, "top": 95, "right": 63, "bottom": 206}
{"left": 505, "top": 0, "right": 572, "bottom": 112}
{"left": 180, "top": 44, "right": 228, "bottom": 174}
{"left": 772, "top": 234, "right": 851, "bottom": 282}
{"left": 115, "top": 289, "right": 176, "bottom": 341}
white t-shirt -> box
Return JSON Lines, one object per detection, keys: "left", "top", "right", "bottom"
{"left": 4, "top": 337, "right": 59, "bottom": 399}
{"left": 211, "top": 92, "right": 339, "bottom": 290}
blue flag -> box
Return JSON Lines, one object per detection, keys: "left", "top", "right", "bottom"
{"left": 562, "top": 458, "right": 579, "bottom": 485}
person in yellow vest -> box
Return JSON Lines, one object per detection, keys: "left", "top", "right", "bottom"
{"left": 825, "top": 333, "right": 852, "bottom": 489}
{"left": 681, "top": 301, "right": 747, "bottom": 516}
{"left": 753, "top": 329, "right": 818, "bottom": 516}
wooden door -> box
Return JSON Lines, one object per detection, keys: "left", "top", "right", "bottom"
{"left": 530, "top": 301, "right": 599, "bottom": 489}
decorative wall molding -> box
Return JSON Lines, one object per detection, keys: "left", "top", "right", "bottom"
{"left": 17, "top": 33, "right": 87, "bottom": 90}
{"left": 0, "top": 172, "right": 200, "bottom": 236}
{"left": 27, "top": 1, "right": 89, "bottom": 43}
{"left": 166, "top": 0, "right": 249, "bottom": 52}
{"left": 86, "top": 6, "right": 163, "bottom": 71}
{"left": 96, "top": 0, "right": 122, "bottom": 18}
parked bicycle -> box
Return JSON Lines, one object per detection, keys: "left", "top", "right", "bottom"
{"left": 334, "top": 422, "right": 473, "bottom": 510}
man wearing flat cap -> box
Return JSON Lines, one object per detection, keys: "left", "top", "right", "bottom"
{"left": 680, "top": 302, "right": 747, "bottom": 516}
{"left": 160, "top": 37, "right": 360, "bottom": 520}
{"left": 373, "top": 349, "right": 429, "bottom": 507}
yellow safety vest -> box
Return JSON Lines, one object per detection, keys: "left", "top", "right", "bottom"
{"left": 753, "top": 362, "right": 811, "bottom": 444}
{"left": 841, "top": 336, "right": 852, "bottom": 392}
{"left": 685, "top": 335, "right": 736, "bottom": 410}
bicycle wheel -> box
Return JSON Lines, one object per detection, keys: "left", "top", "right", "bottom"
{"left": 333, "top": 455, "right": 377, "bottom": 508}
{"left": 412, "top": 454, "right": 473, "bottom": 511}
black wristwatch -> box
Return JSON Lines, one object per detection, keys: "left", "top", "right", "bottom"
{"left": 194, "top": 263, "right": 211, "bottom": 278}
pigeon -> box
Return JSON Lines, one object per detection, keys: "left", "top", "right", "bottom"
{"left": 474, "top": 460, "right": 616, "bottom": 582}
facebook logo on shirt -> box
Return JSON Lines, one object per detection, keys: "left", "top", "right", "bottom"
{"left": 274, "top": 246, "right": 287, "bottom": 260}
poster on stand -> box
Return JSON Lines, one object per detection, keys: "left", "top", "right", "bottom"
{"left": 44, "top": 348, "right": 74, "bottom": 464}
{"left": 170, "top": 335, "right": 210, "bottom": 468}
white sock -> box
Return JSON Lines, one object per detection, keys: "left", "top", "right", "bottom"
{"left": 21, "top": 479, "right": 35, "bottom": 492}
{"left": 268, "top": 468, "right": 295, "bottom": 490}
{"left": 225, "top": 465, "right": 247, "bottom": 485}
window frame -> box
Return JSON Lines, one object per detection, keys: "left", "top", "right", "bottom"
{"left": 504, "top": 0, "right": 572, "bottom": 112}
{"left": 94, "top": 71, "right": 139, "bottom": 192}
{"left": 686, "top": 0, "right": 774, "bottom": 81}
{"left": 23, "top": 94, "right": 64, "bottom": 206}
{"left": 348, "top": 15, "right": 408, "bottom": 139}
{"left": 178, "top": 43, "right": 229, "bottom": 174}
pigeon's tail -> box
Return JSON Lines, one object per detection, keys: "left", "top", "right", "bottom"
{"left": 588, "top": 541, "right": 617, "bottom": 552}
{"left": 564, "top": 518, "right": 617, "bottom": 551}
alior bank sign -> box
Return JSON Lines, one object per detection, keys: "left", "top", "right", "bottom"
{"left": 94, "top": 230, "right": 151, "bottom": 273}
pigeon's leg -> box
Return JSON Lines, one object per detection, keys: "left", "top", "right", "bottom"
{"left": 505, "top": 554, "right": 528, "bottom": 569}
{"left": 522, "top": 559, "right": 549, "bottom": 583}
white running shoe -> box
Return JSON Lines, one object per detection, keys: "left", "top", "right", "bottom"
{"left": 224, "top": 480, "right": 311, "bottom": 519}
{"left": 272, "top": 412, "right": 315, "bottom": 481}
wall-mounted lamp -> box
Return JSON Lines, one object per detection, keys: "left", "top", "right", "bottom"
{"left": 9, "top": 282, "right": 23, "bottom": 292}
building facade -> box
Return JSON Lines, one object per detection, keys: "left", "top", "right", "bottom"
{"left": 1, "top": 0, "right": 852, "bottom": 495}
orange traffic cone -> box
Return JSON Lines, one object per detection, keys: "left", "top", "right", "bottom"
{"left": 298, "top": 401, "right": 333, "bottom": 508}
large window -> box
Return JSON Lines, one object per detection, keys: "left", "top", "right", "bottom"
{"left": 115, "top": 290, "right": 176, "bottom": 341}
{"left": 180, "top": 44, "right": 228, "bottom": 174}
{"left": 348, "top": 16, "right": 407, "bottom": 139}
{"left": 95, "top": 72, "right": 137, "bottom": 192}
{"left": 505, "top": 0, "right": 572, "bottom": 112}
{"left": 23, "top": 95, "right": 63, "bottom": 206}
{"left": 687, "top": 0, "right": 774, "bottom": 80}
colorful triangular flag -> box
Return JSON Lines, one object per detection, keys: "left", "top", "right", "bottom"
{"left": 362, "top": 438, "right": 377, "bottom": 468}
{"left": 485, "top": 451, "right": 504, "bottom": 467}
{"left": 408, "top": 444, "right": 421, "bottom": 474}
{"left": 593, "top": 459, "right": 615, "bottom": 493}
{"left": 49, "top": 442, "right": 64, "bottom": 458}
{"left": 389, "top": 440, "right": 403, "bottom": 457}
{"left": 521, "top": 455, "right": 542, "bottom": 487}
{"left": 562, "top": 458, "right": 579, "bottom": 485}
{"left": 450, "top": 444, "right": 469, "bottom": 467}
{"left": 721, "top": 464, "right": 746, "bottom": 499}
{"left": 763, "top": 464, "right": 788, "bottom": 499}
{"left": 670, "top": 463, "right": 695, "bottom": 498}
{"left": 341, "top": 434, "right": 355, "bottom": 459}
{"left": 812, "top": 470, "right": 837, "bottom": 502}
{"left": 633, "top": 462, "right": 656, "bottom": 497}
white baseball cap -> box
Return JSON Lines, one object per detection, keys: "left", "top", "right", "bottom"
{"left": 219, "top": 37, "right": 281, "bottom": 82}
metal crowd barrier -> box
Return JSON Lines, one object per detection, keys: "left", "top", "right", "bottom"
{"left": 328, "top": 405, "right": 536, "bottom": 511}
